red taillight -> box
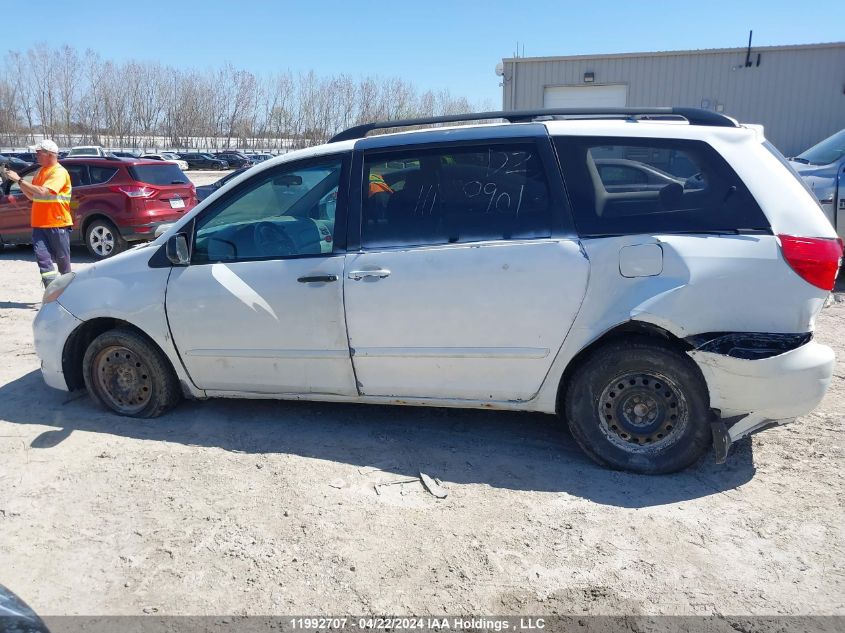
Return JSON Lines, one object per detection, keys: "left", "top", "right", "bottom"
{"left": 778, "top": 234, "right": 844, "bottom": 291}
{"left": 111, "top": 185, "right": 156, "bottom": 198}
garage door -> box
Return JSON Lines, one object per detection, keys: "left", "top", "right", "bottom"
{"left": 543, "top": 84, "right": 628, "bottom": 108}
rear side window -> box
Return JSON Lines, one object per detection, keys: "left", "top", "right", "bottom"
{"left": 362, "top": 143, "right": 553, "bottom": 249}
{"left": 554, "top": 137, "right": 769, "bottom": 236}
{"left": 64, "top": 164, "right": 90, "bottom": 187}
{"left": 128, "top": 164, "right": 188, "bottom": 185}
{"left": 89, "top": 166, "right": 117, "bottom": 184}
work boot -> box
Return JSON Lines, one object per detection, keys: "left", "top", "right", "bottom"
{"left": 41, "top": 271, "right": 58, "bottom": 288}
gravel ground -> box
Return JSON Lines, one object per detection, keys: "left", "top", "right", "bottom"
{"left": 185, "top": 170, "right": 227, "bottom": 187}
{"left": 0, "top": 239, "right": 843, "bottom": 617}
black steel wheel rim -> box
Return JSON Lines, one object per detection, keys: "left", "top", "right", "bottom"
{"left": 597, "top": 370, "right": 688, "bottom": 451}
{"left": 93, "top": 345, "right": 152, "bottom": 414}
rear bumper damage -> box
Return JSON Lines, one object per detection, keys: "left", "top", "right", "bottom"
{"left": 686, "top": 334, "right": 835, "bottom": 462}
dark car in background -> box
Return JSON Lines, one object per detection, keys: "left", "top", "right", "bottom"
{"left": 7, "top": 151, "right": 37, "bottom": 163}
{"left": 213, "top": 150, "right": 252, "bottom": 169}
{"left": 0, "top": 157, "right": 197, "bottom": 258}
{"left": 0, "top": 154, "right": 32, "bottom": 172}
{"left": 247, "top": 153, "right": 274, "bottom": 163}
{"left": 195, "top": 166, "right": 250, "bottom": 201}
{"left": 178, "top": 153, "right": 228, "bottom": 170}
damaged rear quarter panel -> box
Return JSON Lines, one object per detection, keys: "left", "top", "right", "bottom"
{"left": 533, "top": 233, "right": 829, "bottom": 412}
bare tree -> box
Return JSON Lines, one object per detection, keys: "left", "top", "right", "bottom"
{"left": 55, "top": 45, "right": 81, "bottom": 147}
{"left": 1, "top": 44, "right": 484, "bottom": 151}
{"left": 28, "top": 47, "right": 58, "bottom": 139}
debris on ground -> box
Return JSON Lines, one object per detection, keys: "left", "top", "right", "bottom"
{"left": 419, "top": 472, "right": 448, "bottom": 498}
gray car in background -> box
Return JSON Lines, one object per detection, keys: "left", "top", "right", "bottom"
{"left": 790, "top": 129, "right": 845, "bottom": 239}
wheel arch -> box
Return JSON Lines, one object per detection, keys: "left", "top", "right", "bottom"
{"left": 81, "top": 212, "right": 118, "bottom": 236}
{"left": 62, "top": 318, "right": 176, "bottom": 392}
{"left": 555, "top": 320, "right": 695, "bottom": 415}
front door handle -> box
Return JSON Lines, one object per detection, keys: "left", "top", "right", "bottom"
{"left": 347, "top": 269, "right": 391, "bottom": 280}
{"left": 297, "top": 274, "right": 338, "bottom": 283}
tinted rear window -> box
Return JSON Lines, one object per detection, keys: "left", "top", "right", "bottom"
{"left": 128, "top": 164, "right": 188, "bottom": 185}
{"left": 554, "top": 136, "right": 770, "bottom": 236}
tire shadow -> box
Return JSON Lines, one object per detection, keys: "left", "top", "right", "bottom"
{"left": 0, "top": 370, "right": 756, "bottom": 507}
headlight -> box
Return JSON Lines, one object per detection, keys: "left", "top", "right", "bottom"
{"left": 43, "top": 272, "right": 76, "bottom": 304}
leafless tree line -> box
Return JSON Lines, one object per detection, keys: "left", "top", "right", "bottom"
{"left": 0, "top": 45, "right": 489, "bottom": 151}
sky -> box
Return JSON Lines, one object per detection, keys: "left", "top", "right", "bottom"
{"left": 5, "top": 0, "right": 843, "bottom": 108}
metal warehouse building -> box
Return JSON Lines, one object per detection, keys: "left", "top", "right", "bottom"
{"left": 500, "top": 42, "right": 845, "bottom": 156}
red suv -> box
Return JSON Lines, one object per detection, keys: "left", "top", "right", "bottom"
{"left": 0, "top": 157, "right": 197, "bottom": 258}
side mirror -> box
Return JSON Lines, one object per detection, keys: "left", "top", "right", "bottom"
{"left": 274, "top": 174, "right": 303, "bottom": 187}
{"left": 166, "top": 233, "right": 190, "bottom": 266}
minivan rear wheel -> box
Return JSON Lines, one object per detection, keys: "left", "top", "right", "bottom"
{"left": 82, "top": 328, "right": 182, "bottom": 418}
{"left": 85, "top": 218, "right": 126, "bottom": 259}
{"left": 564, "top": 338, "right": 712, "bottom": 474}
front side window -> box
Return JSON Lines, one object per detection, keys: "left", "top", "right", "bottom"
{"left": 555, "top": 137, "right": 769, "bottom": 235}
{"left": 192, "top": 156, "right": 344, "bottom": 263}
{"left": 362, "top": 143, "right": 552, "bottom": 249}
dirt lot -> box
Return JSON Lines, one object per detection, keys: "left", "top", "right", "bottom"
{"left": 185, "top": 170, "right": 226, "bottom": 187}
{"left": 0, "top": 240, "right": 843, "bottom": 617}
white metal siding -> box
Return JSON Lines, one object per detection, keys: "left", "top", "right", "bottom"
{"left": 503, "top": 44, "right": 845, "bottom": 156}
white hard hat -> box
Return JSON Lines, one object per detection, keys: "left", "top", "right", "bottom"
{"left": 34, "top": 139, "right": 59, "bottom": 154}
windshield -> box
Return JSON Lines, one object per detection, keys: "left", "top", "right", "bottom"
{"left": 796, "top": 129, "right": 845, "bottom": 166}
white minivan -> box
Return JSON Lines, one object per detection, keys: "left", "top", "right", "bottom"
{"left": 33, "top": 108, "right": 842, "bottom": 474}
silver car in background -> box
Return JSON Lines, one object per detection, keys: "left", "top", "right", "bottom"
{"left": 790, "top": 129, "right": 845, "bottom": 239}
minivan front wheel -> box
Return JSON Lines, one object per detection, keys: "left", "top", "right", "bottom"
{"left": 564, "top": 338, "right": 712, "bottom": 474}
{"left": 82, "top": 328, "right": 182, "bottom": 418}
{"left": 85, "top": 218, "right": 126, "bottom": 259}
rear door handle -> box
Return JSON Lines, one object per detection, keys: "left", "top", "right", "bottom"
{"left": 297, "top": 274, "right": 338, "bottom": 283}
{"left": 347, "top": 269, "right": 391, "bottom": 280}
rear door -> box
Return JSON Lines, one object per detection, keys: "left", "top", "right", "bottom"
{"left": 343, "top": 136, "right": 590, "bottom": 402}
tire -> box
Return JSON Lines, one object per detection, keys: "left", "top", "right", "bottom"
{"left": 563, "top": 337, "right": 712, "bottom": 474}
{"left": 85, "top": 218, "right": 126, "bottom": 259}
{"left": 82, "top": 327, "right": 182, "bottom": 418}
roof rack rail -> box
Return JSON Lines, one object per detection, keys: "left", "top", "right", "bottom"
{"left": 328, "top": 107, "right": 737, "bottom": 143}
